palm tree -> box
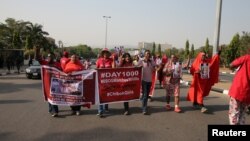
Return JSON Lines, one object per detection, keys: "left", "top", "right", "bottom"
{"left": 25, "top": 23, "right": 49, "bottom": 58}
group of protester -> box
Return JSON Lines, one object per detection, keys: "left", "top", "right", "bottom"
{"left": 39, "top": 47, "right": 250, "bottom": 125}
{"left": 0, "top": 54, "right": 23, "bottom": 74}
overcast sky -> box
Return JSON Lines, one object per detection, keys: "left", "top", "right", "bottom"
{"left": 1, "top": 0, "right": 250, "bottom": 49}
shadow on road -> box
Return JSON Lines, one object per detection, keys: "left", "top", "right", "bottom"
{"left": 0, "top": 81, "right": 41, "bottom": 94}
{"left": 0, "top": 99, "right": 33, "bottom": 105}
{"left": 35, "top": 127, "right": 151, "bottom": 141}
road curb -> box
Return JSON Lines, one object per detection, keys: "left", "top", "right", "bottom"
{"left": 220, "top": 71, "right": 235, "bottom": 75}
{"left": 180, "top": 80, "right": 229, "bottom": 95}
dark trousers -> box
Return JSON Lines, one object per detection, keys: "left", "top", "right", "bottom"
{"left": 70, "top": 106, "right": 81, "bottom": 111}
{"left": 124, "top": 102, "right": 129, "bottom": 111}
{"left": 48, "top": 103, "right": 58, "bottom": 113}
{"left": 141, "top": 81, "right": 152, "bottom": 112}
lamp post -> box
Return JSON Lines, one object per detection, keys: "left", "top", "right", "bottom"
{"left": 103, "top": 16, "right": 111, "bottom": 48}
{"left": 58, "top": 40, "right": 63, "bottom": 54}
{"left": 213, "top": 0, "right": 222, "bottom": 55}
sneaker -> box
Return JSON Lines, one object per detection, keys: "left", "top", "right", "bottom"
{"left": 51, "top": 113, "right": 58, "bottom": 117}
{"left": 143, "top": 111, "right": 148, "bottom": 115}
{"left": 76, "top": 111, "right": 80, "bottom": 116}
{"left": 148, "top": 97, "right": 153, "bottom": 102}
{"left": 201, "top": 107, "right": 208, "bottom": 113}
{"left": 166, "top": 104, "right": 171, "bottom": 110}
{"left": 124, "top": 111, "right": 130, "bottom": 115}
{"left": 174, "top": 107, "right": 182, "bottom": 113}
{"left": 193, "top": 104, "right": 200, "bottom": 110}
{"left": 97, "top": 113, "right": 104, "bottom": 118}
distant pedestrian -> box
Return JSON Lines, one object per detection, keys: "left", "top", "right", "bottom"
{"left": 28, "top": 57, "right": 33, "bottom": 66}
{"left": 16, "top": 55, "right": 23, "bottom": 74}
{"left": 228, "top": 49, "right": 250, "bottom": 125}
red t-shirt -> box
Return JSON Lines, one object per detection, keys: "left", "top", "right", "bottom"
{"left": 60, "top": 57, "right": 70, "bottom": 71}
{"left": 64, "top": 60, "right": 84, "bottom": 73}
{"left": 96, "top": 58, "right": 113, "bottom": 68}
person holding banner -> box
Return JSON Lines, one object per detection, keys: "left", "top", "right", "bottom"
{"left": 96, "top": 48, "right": 115, "bottom": 117}
{"left": 163, "top": 55, "right": 182, "bottom": 113}
{"left": 137, "top": 50, "right": 156, "bottom": 115}
{"left": 60, "top": 51, "right": 70, "bottom": 71}
{"left": 38, "top": 53, "right": 61, "bottom": 117}
{"left": 118, "top": 53, "right": 134, "bottom": 115}
{"left": 64, "top": 54, "right": 85, "bottom": 116}
{"left": 228, "top": 50, "right": 250, "bottom": 125}
{"left": 186, "top": 52, "right": 220, "bottom": 113}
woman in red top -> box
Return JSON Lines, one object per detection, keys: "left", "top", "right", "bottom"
{"left": 96, "top": 48, "right": 115, "bottom": 117}
{"left": 228, "top": 49, "right": 250, "bottom": 125}
{"left": 118, "top": 53, "right": 134, "bottom": 115}
{"left": 186, "top": 52, "right": 220, "bottom": 113}
{"left": 64, "top": 54, "right": 84, "bottom": 116}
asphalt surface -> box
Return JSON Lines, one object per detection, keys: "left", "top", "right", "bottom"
{"left": 1, "top": 76, "right": 249, "bottom": 141}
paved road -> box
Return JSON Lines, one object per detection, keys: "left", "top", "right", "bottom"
{"left": 0, "top": 76, "right": 249, "bottom": 141}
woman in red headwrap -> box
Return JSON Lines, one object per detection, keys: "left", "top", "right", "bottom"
{"left": 186, "top": 52, "right": 220, "bottom": 113}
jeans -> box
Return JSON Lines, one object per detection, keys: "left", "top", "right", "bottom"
{"left": 98, "top": 104, "right": 109, "bottom": 114}
{"left": 48, "top": 103, "right": 58, "bottom": 113}
{"left": 141, "top": 81, "right": 152, "bottom": 112}
{"left": 124, "top": 102, "right": 129, "bottom": 111}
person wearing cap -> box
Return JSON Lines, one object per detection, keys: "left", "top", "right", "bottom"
{"left": 60, "top": 51, "right": 70, "bottom": 71}
{"left": 228, "top": 49, "right": 250, "bottom": 125}
{"left": 64, "top": 54, "right": 85, "bottom": 116}
{"left": 96, "top": 48, "right": 115, "bottom": 117}
{"left": 186, "top": 51, "right": 220, "bottom": 113}
{"left": 38, "top": 53, "right": 62, "bottom": 117}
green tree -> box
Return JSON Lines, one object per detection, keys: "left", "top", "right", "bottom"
{"left": 26, "top": 23, "right": 49, "bottom": 58}
{"left": 190, "top": 44, "right": 195, "bottom": 58}
{"left": 204, "top": 38, "right": 210, "bottom": 54}
{"left": 185, "top": 40, "right": 190, "bottom": 58}
{"left": 151, "top": 42, "right": 156, "bottom": 57}
{"left": 157, "top": 44, "right": 162, "bottom": 57}
{"left": 239, "top": 31, "right": 250, "bottom": 56}
{"left": 226, "top": 33, "right": 240, "bottom": 65}
{"left": 0, "top": 18, "right": 29, "bottom": 49}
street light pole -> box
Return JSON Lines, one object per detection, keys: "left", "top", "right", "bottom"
{"left": 103, "top": 16, "right": 111, "bottom": 48}
{"left": 58, "top": 40, "right": 63, "bottom": 54}
{"left": 213, "top": 0, "right": 223, "bottom": 55}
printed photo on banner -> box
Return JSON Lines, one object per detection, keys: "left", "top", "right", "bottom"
{"left": 42, "top": 65, "right": 96, "bottom": 106}
{"left": 172, "top": 62, "right": 182, "bottom": 78}
{"left": 200, "top": 63, "right": 209, "bottom": 79}
{"left": 50, "top": 78, "right": 83, "bottom": 96}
